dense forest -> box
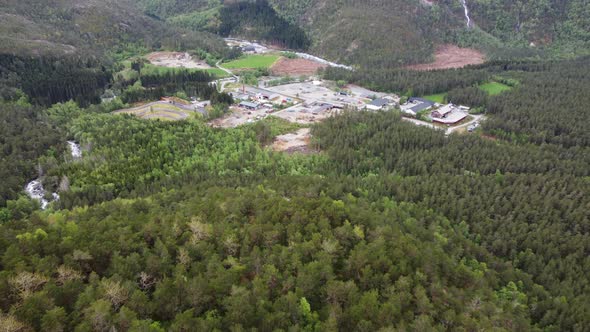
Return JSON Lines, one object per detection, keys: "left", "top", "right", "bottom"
{"left": 218, "top": 0, "right": 311, "bottom": 50}
{"left": 1, "top": 0, "right": 590, "bottom": 329}
{"left": 1, "top": 56, "right": 590, "bottom": 330}
{"left": 0, "top": 102, "right": 64, "bottom": 207}
{"left": 118, "top": 67, "right": 232, "bottom": 105}
{"left": 0, "top": 55, "right": 111, "bottom": 107}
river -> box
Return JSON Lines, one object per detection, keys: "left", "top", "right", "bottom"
{"left": 224, "top": 38, "right": 354, "bottom": 71}
{"left": 24, "top": 141, "right": 81, "bottom": 209}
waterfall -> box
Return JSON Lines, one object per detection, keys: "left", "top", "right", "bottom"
{"left": 460, "top": 0, "right": 472, "bottom": 28}
{"left": 23, "top": 140, "right": 79, "bottom": 210}
{"left": 67, "top": 141, "right": 82, "bottom": 158}
{"left": 25, "top": 180, "right": 50, "bottom": 209}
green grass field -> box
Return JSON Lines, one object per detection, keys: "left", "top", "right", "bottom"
{"left": 222, "top": 54, "right": 280, "bottom": 69}
{"left": 479, "top": 82, "right": 512, "bottom": 95}
{"left": 421, "top": 93, "right": 447, "bottom": 103}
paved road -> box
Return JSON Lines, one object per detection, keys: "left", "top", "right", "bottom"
{"left": 445, "top": 114, "right": 485, "bottom": 135}
{"left": 214, "top": 60, "right": 238, "bottom": 92}
{"left": 215, "top": 60, "right": 238, "bottom": 79}
{"left": 401, "top": 114, "right": 486, "bottom": 136}
{"left": 401, "top": 117, "right": 439, "bottom": 130}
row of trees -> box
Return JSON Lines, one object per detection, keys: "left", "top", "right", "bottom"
{"left": 0, "top": 54, "right": 110, "bottom": 107}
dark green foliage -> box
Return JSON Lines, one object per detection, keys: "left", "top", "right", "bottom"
{"left": 485, "top": 58, "right": 590, "bottom": 147}
{"left": 0, "top": 103, "right": 64, "bottom": 206}
{"left": 117, "top": 68, "right": 233, "bottom": 105}
{"left": 323, "top": 65, "right": 490, "bottom": 97}
{"left": 312, "top": 110, "right": 590, "bottom": 331}
{"left": 446, "top": 86, "right": 488, "bottom": 108}
{"left": 219, "top": 0, "right": 311, "bottom": 50}
{"left": 0, "top": 54, "right": 110, "bottom": 107}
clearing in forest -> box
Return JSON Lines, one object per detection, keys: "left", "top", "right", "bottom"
{"left": 406, "top": 44, "right": 485, "bottom": 71}
{"left": 270, "top": 57, "right": 327, "bottom": 76}
{"left": 479, "top": 82, "right": 512, "bottom": 95}
{"left": 114, "top": 101, "right": 200, "bottom": 121}
{"left": 421, "top": 93, "right": 447, "bottom": 103}
{"left": 271, "top": 128, "right": 313, "bottom": 154}
{"left": 146, "top": 52, "right": 212, "bottom": 69}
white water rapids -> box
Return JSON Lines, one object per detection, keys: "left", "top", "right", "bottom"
{"left": 460, "top": 0, "right": 472, "bottom": 28}
{"left": 67, "top": 141, "right": 82, "bottom": 159}
{"left": 224, "top": 38, "right": 354, "bottom": 71}
{"left": 24, "top": 141, "right": 81, "bottom": 209}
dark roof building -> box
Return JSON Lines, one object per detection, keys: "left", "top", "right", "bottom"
{"left": 409, "top": 97, "right": 436, "bottom": 107}
{"left": 312, "top": 103, "right": 333, "bottom": 113}
{"left": 370, "top": 98, "right": 390, "bottom": 107}
{"left": 239, "top": 101, "right": 261, "bottom": 109}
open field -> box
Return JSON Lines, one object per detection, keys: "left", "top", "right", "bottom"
{"left": 271, "top": 128, "right": 313, "bottom": 154}
{"left": 141, "top": 63, "right": 229, "bottom": 78}
{"left": 222, "top": 54, "right": 280, "bottom": 70}
{"left": 114, "top": 101, "right": 201, "bottom": 121}
{"left": 422, "top": 93, "right": 446, "bottom": 103}
{"left": 406, "top": 44, "right": 485, "bottom": 71}
{"left": 270, "top": 58, "right": 327, "bottom": 76}
{"left": 209, "top": 106, "right": 274, "bottom": 128}
{"left": 146, "top": 51, "right": 211, "bottom": 69}
{"left": 480, "top": 82, "right": 512, "bottom": 95}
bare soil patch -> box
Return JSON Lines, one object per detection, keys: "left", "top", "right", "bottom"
{"left": 270, "top": 58, "right": 327, "bottom": 76}
{"left": 271, "top": 128, "right": 314, "bottom": 154}
{"left": 146, "top": 52, "right": 211, "bottom": 69}
{"left": 406, "top": 44, "right": 485, "bottom": 71}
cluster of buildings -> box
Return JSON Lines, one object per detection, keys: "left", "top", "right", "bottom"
{"left": 400, "top": 98, "right": 469, "bottom": 125}
{"left": 364, "top": 97, "right": 398, "bottom": 111}
{"left": 231, "top": 86, "right": 292, "bottom": 111}
{"left": 228, "top": 81, "right": 472, "bottom": 127}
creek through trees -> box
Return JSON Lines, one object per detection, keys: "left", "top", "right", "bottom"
{"left": 24, "top": 141, "right": 81, "bottom": 209}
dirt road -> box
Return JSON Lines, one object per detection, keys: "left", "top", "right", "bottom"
{"left": 445, "top": 114, "right": 485, "bottom": 135}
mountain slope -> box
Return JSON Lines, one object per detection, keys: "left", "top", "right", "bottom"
{"left": 0, "top": 0, "right": 226, "bottom": 57}
{"left": 269, "top": 0, "right": 590, "bottom": 65}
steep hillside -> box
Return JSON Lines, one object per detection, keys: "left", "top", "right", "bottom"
{"left": 269, "top": 0, "right": 454, "bottom": 66}
{"left": 0, "top": 0, "right": 226, "bottom": 57}
{"left": 269, "top": 0, "right": 590, "bottom": 66}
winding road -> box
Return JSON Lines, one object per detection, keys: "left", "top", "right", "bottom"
{"left": 215, "top": 60, "right": 238, "bottom": 92}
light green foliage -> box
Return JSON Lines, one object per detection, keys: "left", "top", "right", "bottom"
{"left": 421, "top": 93, "right": 447, "bottom": 103}
{"left": 479, "top": 82, "right": 512, "bottom": 95}
{"left": 282, "top": 51, "right": 298, "bottom": 59}
{"left": 222, "top": 55, "right": 280, "bottom": 70}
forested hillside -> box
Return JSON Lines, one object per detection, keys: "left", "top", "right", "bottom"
{"left": 1, "top": 56, "right": 590, "bottom": 330}
{"left": 0, "top": 0, "right": 226, "bottom": 57}
{"left": 0, "top": 102, "right": 64, "bottom": 207}
{"left": 2, "top": 0, "right": 590, "bottom": 330}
